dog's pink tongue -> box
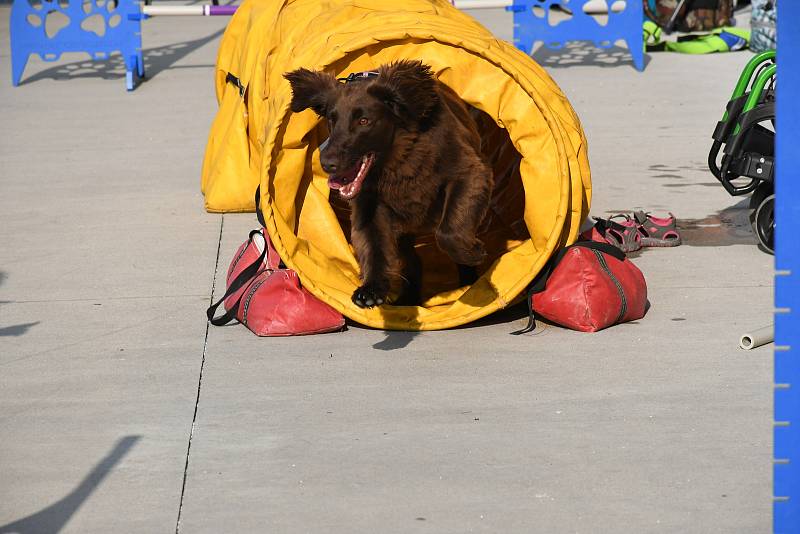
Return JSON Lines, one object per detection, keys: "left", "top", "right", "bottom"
{"left": 327, "top": 176, "right": 347, "bottom": 190}
{"left": 327, "top": 164, "right": 358, "bottom": 190}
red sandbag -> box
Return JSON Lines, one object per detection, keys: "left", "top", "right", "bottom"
{"left": 207, "top": 229, "right": 345, "bottom": 336}
{"left": 515, "top": 241, "right": 648, "bottom": 333}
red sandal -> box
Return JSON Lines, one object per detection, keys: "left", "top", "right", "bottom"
{"left": 591, "top": 216, "right": 642, "bottom": 253}
{"left": 633, "top": 211, "right": 682, "bottom": 247}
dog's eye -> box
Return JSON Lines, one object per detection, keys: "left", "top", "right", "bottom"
{"left": 358, "top": 117, "right": 370, "bottom": 126}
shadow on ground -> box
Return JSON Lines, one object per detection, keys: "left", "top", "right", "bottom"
{"left": 19, "top": 28, "right": 224, "bottom": 86}
{"left": 457, "top": 301, "right": 530, "bottom": 329}
{"left": 373, "top": 331, "right": 420, "bottom": 351}
{"left": 642, "top": 163, "right": 725, "bottom": 189}
{"left": 0, "top": 436, "right": 141, "bottom": 534}
{"left": 368, "top": 300, "right": 531, "bottom": 350}
{"left": 532, "top": 41, "right": 651, "bottom": 69}
{"left": 678, "top": 198, "right": 759, "bottom": 247}
{"left": 0, "top": 272, "right": 40, "bottom": 337}
{"left": 0, "top": 322, "right": 40, "bottom": 337}
{"left": 0, "top": 271, "right": 8, "bottom": 306}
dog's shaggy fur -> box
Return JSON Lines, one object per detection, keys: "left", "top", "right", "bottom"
{"left": 285, "top": 60, "right": 493, "bottom": 308}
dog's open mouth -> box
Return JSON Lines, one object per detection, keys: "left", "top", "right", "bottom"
{"left": 327, "top": 153, "right": 375, "bottom": 200}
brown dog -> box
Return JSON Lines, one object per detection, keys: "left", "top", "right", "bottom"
{"left": 285, "top": 60, "right": 493, "bottom": 308}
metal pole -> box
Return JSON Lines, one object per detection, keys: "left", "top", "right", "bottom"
{"left": 663, "top": 0, "right": 688, "bottom": 34}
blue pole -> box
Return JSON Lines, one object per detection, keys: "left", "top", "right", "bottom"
{"left": 774, "top": 1, "right": 799, "bottom": 532}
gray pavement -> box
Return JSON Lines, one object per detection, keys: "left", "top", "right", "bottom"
{"left": 0, "top": 5, "right": 773, "bottom": 533}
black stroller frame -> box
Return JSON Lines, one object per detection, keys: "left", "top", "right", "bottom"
{"left": 709, "top": 49, "right": 777, "bottom": 253}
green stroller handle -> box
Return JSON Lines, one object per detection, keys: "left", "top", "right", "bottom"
{"left": 723, "top": 50, "right": 776, "bottom": 122}
{"left": 742, "top": 64, "right": 777, "bottom": 114}
{"left": 733, "top": 64, "right": 777, "bottom": 135}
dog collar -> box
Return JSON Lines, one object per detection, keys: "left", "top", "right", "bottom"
{"left": 337, "top": 71, "right": 379, "bottom": 84}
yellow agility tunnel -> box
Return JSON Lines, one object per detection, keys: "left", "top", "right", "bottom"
{"left": 201, "top": 0, "right": 591, "bottom": 331}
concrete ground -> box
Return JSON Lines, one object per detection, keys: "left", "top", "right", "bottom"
{"left": 0, "top": 4, "right": 773, "bottom": 533}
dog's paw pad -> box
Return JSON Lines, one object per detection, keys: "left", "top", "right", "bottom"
{"left": 352, "top": 286, "right": 386, "bottom": 308}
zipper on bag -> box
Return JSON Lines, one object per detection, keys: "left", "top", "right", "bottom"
{"left": 591, "top": 249, "right": 627, "bottom": 323}
{"left": 242, "top": 271, "right": 273, "bottom": 326}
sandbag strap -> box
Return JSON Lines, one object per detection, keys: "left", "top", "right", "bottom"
{"left": 531, "top": 240, "right": 625, "bottom": 295}
{"left": 254, "top": 185, "right": 266, "bottom": 227}
{"left": 253, "top": 186, "right": 287, "bottom": 269}
{"left": 566, "top": 240, "right": 626, "bottom": 262}
{"left": 206, "top": 229, "right": 268, "bottom": 326}
{"left": 510, "top": 240, "right": 626, "bottom": 335}
{"left": 510, "top": 288, "right": 539, "bottom": 336}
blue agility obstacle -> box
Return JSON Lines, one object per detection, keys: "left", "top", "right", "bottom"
{"left": 508, "top": 0, "right": 645, "bottom": 71}
{"left": 10, "top": 0, "right": 144, "bottom": 90}
{"left": 774, "top": 2, "right": 799, "bottom": 532}
{"left": 9, "top": 1, "right": 236, "bottom": 91}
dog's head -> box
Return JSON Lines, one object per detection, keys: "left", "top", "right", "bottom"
{"left": 284, "top": 60, "right": 440, "bottom": 200}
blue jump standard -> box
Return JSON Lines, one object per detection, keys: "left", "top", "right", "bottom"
{"left": 10, "top": 0, "right": 144, "bottom": 90}
{"left": 775, "top": 2, "right": 799, "bottom": 532}
{"left": 508, "top": 0, "right": 645, "bottom": 71}
{"left": 9, "top": 0, "right": 238, "bottom": 91}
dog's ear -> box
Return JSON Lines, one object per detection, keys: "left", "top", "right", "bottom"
{"left": 367, "top": 60, "right": 439, "bottom": 124}
{"left": 284, "top": 68, "right": 338, "bottom": 116}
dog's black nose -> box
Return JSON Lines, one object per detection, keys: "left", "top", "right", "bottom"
{"left": 320, "top": 153, "right": 338, "bottom": 174}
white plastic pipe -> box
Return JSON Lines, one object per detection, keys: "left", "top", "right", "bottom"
{"left": 454, "top": 0, "right": 512, "bottom": 7}
{"left": 452, "top": 0, "right": 626, "bottom": 13}
{"left": 739, "top": 324, "right": 774, "bottom": 350}
{"left": 142, "top": 5, "right": 205, "bottom": 15}
{"left": 141, "top": 4, "right": 238, "bottom": 16}
{"left": 142, "top": 1, "right": 625, "bottom": 16}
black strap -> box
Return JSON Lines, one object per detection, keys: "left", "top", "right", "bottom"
{"left": 254, "top": 185, "right": 266, "bottom": 227}
{"left": 206, "top": 229, "right": 269, "bottom": 326}
{"left": 225, "top": 72, "right": 245, "bottom": 98}
{"left": 568, "top": 240, "right": 626, "bottom": 262}
{"left": 510, "top": 288, "right": 539, "bottom": 335}
{"left": 253, "top": 185, "right": 288, "bottom": 269}
{"left": 510, "top": 239, "right": 626, "bottom": 335}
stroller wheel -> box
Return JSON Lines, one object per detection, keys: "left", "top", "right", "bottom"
{"left": 749, "top": 182, "right": 773, "bottom": 212}
{"left": 753, "top": 193, "right": 775, "bottom": 255}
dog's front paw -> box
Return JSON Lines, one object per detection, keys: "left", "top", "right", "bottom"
{"left": 352, "top": 284, "right": 387, "bottom": 308}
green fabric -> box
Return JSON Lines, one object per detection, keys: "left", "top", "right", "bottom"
{"left": 643, "top": 23, "right": 751, "bottom": 54}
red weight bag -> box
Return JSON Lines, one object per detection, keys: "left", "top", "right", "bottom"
{"left": 512, "top": 240, "right": 648, "bottom": 334}
{"left": 206, "top": 228, "right": 345, "bottom": 336}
